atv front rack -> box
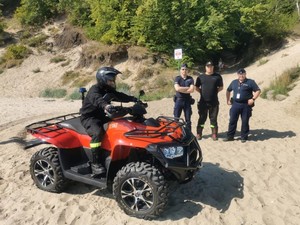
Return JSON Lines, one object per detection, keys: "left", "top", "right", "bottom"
{"left": 125, "top": 116, "right": 187, "bottom": 141}
{"left": 25, "top": 113, "right": 80, "bottom": 136}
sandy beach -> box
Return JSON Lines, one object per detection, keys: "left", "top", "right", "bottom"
{"left": 0, "top": 37, "right": 300, "bottom": 225}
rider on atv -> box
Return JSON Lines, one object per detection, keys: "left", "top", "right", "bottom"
{"left": 80, "top": 67, "right": 138, "bottom": 175}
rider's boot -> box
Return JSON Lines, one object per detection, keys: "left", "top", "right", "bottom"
{"left": 91, "top": 147, "right": 106, "bottom": 175}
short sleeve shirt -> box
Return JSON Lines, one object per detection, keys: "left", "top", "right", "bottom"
{"left": 195, "top": 73, "right": 223, "bottom": 103}
{"left": 227, "top": 78, "right": 260, "bottom": 102}
{"left": 174, "top": 75, "right": 194, "bottom": 98}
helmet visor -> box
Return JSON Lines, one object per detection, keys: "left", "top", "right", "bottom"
{"left": 106, "top": 74, "right": 116, "bottom": 88}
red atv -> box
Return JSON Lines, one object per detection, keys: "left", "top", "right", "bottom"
{"left": 24, "top": 91, "right": 203, "bottom": 219}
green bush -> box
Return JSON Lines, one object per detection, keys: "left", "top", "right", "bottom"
{"left": 15, "top": 0, "right": 59, "bottom": 26}
{"left": 50, "top": 55, "right": 67, "bottom": 63}
{"left": 3, "top": 44, "right": 31, "bottom": 60}
{"left": 39, "top": 88, "right": 67, "bottom": 98}
{"left": 67, "top": 89, "right": 82, "bottom": 100}
{"left": 26, "top": 34, "right": 48, "bottom": 47}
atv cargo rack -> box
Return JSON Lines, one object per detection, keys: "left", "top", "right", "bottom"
{"left": 125, "top": 116, "right": 187, "bottom": 141}
{"left": 25, "top": 113, "right": 80, "bottom": 136}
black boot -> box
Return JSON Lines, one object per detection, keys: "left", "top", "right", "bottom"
{"left": 196, "top": 126, "right": 204, "bottom": 140}
{"left": 211, "top": 127, "right": 218, "bottom": 141}
{"left": 91, "top": 148, "right": 106, "bottom": 175}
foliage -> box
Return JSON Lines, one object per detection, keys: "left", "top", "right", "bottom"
{"left": 50, "top": 55, "right": 66, "bottom": 63}
{"left": 0, "top": 7, "right": 4, "bottom": 41}
{"left": 15, "top": 0, "right": 59, "bottom": 26}
{"left": 57, "top": 0, "right": 91, "bottom": 26}
{"left": 25, "top": 34, "right": 48, "bottom": 47}
{"left": 261, "top": 66, "right": 300, "bottom": 99}
{"left": 67, "top": 89, "right": 82, "bottom": 100}
{"left": 13, "top": 0, "right": 299, "bottom": 64}
{"left": 2, "top": 44, "right": 31, "bottom": 60}
{"left": 39, "top": 88, "right": 67, "bottom": 98}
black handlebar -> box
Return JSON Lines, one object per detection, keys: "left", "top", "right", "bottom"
{"left": 106, "top": 101, "right": 148, "bottom": 119}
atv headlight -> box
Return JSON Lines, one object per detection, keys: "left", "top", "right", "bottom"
{"left": 162, "top": 146, "right": 184, "bottom": 159}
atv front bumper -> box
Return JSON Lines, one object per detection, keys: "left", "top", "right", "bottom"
{"left": 146, "top": 137, "right": 202, "bottom": 183}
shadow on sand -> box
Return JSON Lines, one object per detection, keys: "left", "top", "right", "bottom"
{"left": 160, "top": 162, "right": 244, "bottom": 220}
{"left": 64, "top": 162, "right": 244, "bottom": 221}
{"left": 202, "top": 129, "right": 296, "bottom": 141}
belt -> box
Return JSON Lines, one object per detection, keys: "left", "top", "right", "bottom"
{"left": 234, "top": 100, "right": 248, "bottom": 104}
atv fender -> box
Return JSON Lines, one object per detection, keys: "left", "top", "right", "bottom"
{"left": 26, "top": 130, "right": 82, "bottom": 149}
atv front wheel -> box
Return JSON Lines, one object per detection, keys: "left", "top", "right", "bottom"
{"left": 113, "top": 162, "right": 168, "bottom": 219}
{"left": 30, "top": 147, "right": 67, "bottom": 193}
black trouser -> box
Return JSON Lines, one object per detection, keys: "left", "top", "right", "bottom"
{"left": 80, "top": 116, "right": 109, "bottom": 164}
{"left": 174, "top": 98, "right": 192, "bottom": 130}
{"left": 197, "top": 101, "right": 219, "bottom": 130}
{"left": 227, "top": 102, "right": 252, "bottom": 140}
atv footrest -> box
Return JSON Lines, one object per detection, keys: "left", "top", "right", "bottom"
{"left": 71, "top": 163, "right": 91, "bottom": 174}
{"left": 64, "top": 169, "right": 107, "bottom": 189}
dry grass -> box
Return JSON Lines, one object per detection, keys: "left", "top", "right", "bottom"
{"left": 261, "top": 66, "right": 300, "bottom": 99}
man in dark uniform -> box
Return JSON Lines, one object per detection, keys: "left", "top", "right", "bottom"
{"left": 195, "top": 61, "right": 223, "bottom": 140}
{"left": 174, "top": 63, "right": 194, "bottom": 130}
{"left": 224, "top": 68, "right": 261, "bottom": 143}
{"left": 80, "top": 67, "right": 137, "bottom": 175}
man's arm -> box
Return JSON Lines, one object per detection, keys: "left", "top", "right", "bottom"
{"left": 174, "top": 84, "right": 190, "bottom": 93}
{"left": 187, "top": 84, "right": 194, "bottom": 93}
{"left": 252, "top": 90, "right": 261, "bottom": 100}
{"left": 248, "top": 90, "right": 261, "bottom": 105}
{"left": 226, "top": 90, "right": 231, "bottom": 105}
{"left": 195, "top": 86, "right": 201, "bottom": 93}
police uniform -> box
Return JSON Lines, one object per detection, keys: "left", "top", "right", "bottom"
{"left": 174, "top": 75, "right": 194, "bottom": 130}
{"left": 226, "top": 78, "right": 260, "bottom": 140}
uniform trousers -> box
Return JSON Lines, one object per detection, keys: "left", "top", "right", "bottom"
{"left": 227, "top": 102, "right": 252, "bottom": 140}
{"left": 174, "top": 98, "right": 192, "bottom": 130}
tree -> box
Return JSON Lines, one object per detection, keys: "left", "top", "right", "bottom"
{"left": 15, "top": 0, "right": 59, "bottom": 26}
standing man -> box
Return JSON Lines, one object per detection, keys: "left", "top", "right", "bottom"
{"left": 195, "top": 61, "right": 223, "bottom": 140}
{"left": 224, "top": 68, "right": 261, "bottom": 143}
{"left": 174, "top": 63, "right": 194, "bottom": 131}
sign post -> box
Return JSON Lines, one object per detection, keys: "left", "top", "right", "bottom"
{"left": 174, "top": 48, "right": 183, "bottom": 71}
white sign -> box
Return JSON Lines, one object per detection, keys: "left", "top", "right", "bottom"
{"left": 174, "top": 48, "right": 182, "bottom": 60}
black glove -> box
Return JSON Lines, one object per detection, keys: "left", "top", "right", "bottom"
{"left": 105, "top": 105, "right": 116, "bottom": 114}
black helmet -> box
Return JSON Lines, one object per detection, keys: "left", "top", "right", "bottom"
{"left": 96, "top": 67, "right": 121, "bottom": 90}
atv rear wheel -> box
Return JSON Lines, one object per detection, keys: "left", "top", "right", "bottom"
{"left": 113, "top": 162, "right": 168, "bottom": 219}
{"left": 30, "top": 147, "right": 67, "bottom": 193}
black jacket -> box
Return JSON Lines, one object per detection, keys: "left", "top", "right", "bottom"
{"left": 80, "top": 84, "right": 135, "bottom": 120}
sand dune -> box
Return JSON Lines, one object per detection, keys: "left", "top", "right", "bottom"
{"left": 0, "top": 38, "right": 300, "bottom": 225}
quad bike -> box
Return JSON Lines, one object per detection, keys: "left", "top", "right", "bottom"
{"left": 24, "top": 91, "right": 203, "bottom": 219}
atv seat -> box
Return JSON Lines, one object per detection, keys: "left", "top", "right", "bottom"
{"left": 143, "top": 118, "right": 160, "bottom": 127}
{"left": 59, "top": 117, "right": 88, "bottom": 135}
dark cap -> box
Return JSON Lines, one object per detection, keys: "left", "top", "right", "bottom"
{"left": 206, "top": 61, "right": 213, "bottom": 66}
{"left": 237, "top": 68, "right": 246, "bottom": 74}
{"left": 181, "top": 63, "right": 188, "bottom": 68}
